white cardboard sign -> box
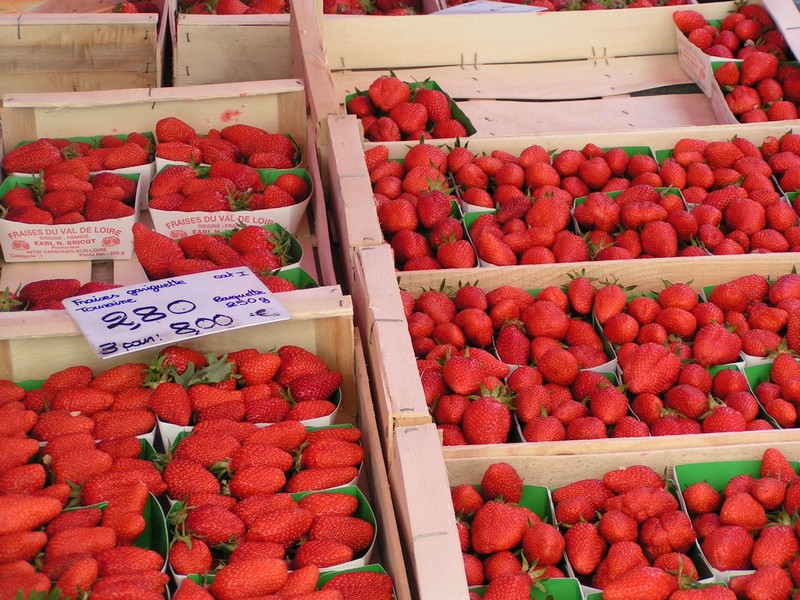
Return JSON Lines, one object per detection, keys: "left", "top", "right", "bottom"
{"left": 63, "top": 268, "right": 291, "bottom": 359}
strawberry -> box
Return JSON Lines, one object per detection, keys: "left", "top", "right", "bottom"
{"left": 285, "top": 467, "right": 359, "bottom": 492}
{"left": 603, "top": 465, "right": 664, "bottom": 494}
{"left": 228, "top": 540, "right": 285, "bottom": 564}
{"left": 32, "top": 410, "right": 95, "bottom": 441}
{"left": 156, "top": 117, "right": 196, "bottom": 143}
{"left": 521, "top": 521, "right": 564, "bottom": 567}
{"left": 163, "top": 458, "right": 221, "bottom": 500}
{"left": 148, "top": 382, "right": 191, "bottom": 426}
{"left": 0, "top": 573, "right": 51, "bottom": 598}
{"left": 741, "top": 52, "right": 779, "bottom": 86}
{"left": 480, "top": 462, "right": 523, "bottom": 503}
{"left": 470, "top": 500, "right": 527, "bottom": 555}
{"left": 308, "top": 514, "right": 374, "bottom": 554}
{"left": 321, "top": 570, "right": 394, "bottom": 599}
{"left": 761, "top": 447, "right": 798, "bottom": 481}
{"left": 169, "top": 538, "right": 213, "bottom": 575}
{"left": 565, "top": 521, "right": 607, "bottom": 575}
{"left": 185, "top": 503, "right": 246, "bottom": 546}
{"left": 413, "top": 88, "right": 451, "bottom": 122}
{"left": 96, "top": 546, "right": 164, "bottom": 576}
{"left": 623, "top": 343, "right": 681, "bottom": 395}
{"left": 173, "top": 578, "right": 215, "bottom": 599}
{"left": 368, "top": 76, "right": 411, "bottom": 112}
{"left": 132, "top": 223, "right": 185, "bottom": 280}
{"left": 693, "top": 323, "right": 742, "bottom": 366}
{"left": 602, "top": 566, "right": 678, "bottom": 600}
{"left": 673, "top": 9, "right": 708, "bottom": 34}
{"left": 702, "top": 525, "right": 753, "bottom": 570}
{"left": 92, "top": 408, "right": 155, "bottom": 439}
{"left": 2, "top": 139, "right": 63, "bottom": 173}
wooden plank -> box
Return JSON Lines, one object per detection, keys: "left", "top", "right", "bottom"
{"left": 445, "top": 441, "right": 800, "bottom": 489}
{"left": 390, "top": 424, "right": 469, "bottom": 600}
{"left": 0, "top": 71, "right": 158, "bottom": 95}
{"left": 173, "top": 16, "right": 291, "bottom": 85}
{"left": 354, "top": 332, "right": 413, "bottom": 600}
{"left": 333, "top": 54, "right": 695, "bottom": 102}
{"left": 0, "top": 285, "right": 352, "bottom": 378}
{"left": 443, "top": 429, "right": 800, "bottom": 462}
{"left": 397, "top": 254, "right": 800, "bottom": 296}
{"left": 305, "top": 121, "right": 337, "bottom": 287}
{"left": 351, "top": 245, "right": 431, "bottom": 456}
{"left": 2, "top": 81, "right": 308, "bottom": 162}
{"left": 369, "top": 121, "right": 800, "bottom": 161}
{"left": 324, "top": 114, "right": 383, "bottom": 258}
{"left": 321, "top": 2, "right": 737, "bottom": 70}
{"left": 0, "top": 261, "right": 92, "bottom": 290}
{"left": 289, "top": 0, "right": 339, "bottom": 129}
{"left": 459, "top": 93, "right": 718, "bottom": 136}
{"left": 0, "top": 3, "right": 165, "bottom": 95}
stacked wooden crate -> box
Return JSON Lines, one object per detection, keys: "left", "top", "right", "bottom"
{"left": 300, "top": 0, "right": 800, "bottom": 597}
{"left": 0, "top": 8, "right": 412, "bottom": 595}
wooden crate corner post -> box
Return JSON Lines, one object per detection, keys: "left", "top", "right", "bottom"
{"left": 353, "top": 331, "right": 413, "bottom": 600}
{"left": 324, "top": 113, "right": 383, "bottom": 292}
{"left": 390, "top": 424, "right": 469, "bottom": 599}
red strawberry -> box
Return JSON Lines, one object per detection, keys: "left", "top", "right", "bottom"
{"left": 368, "top": 76, "right": 411, "bottom": 112}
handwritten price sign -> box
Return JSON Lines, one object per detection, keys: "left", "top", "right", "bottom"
{"left": 63, "top": 268, "right": 291, "bottom": 359}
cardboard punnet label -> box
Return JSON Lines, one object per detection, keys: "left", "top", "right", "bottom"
{"left": 63, "top": 267, "right": 291, "bottom": 359}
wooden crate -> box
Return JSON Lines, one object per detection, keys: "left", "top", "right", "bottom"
{"left": 0, "top": 0, "right": 168, "bottom": 98}
{"left": 314, "top": 0, "right": 800, "bottom": 135}
{"left": 0, "top": 285, "right": 357, "bottom": 414}
{"left": 397, "top": 253, "right": 800, "bottom": 457}
{"left": 1, "top": 80, "right": 308, "bottom": 160}
{"left": 323, "top": 114, "right": 383, "bottom": 292}
{"left": 289, "top": 0, "right": 338, "bottom": 137}
{"left": 353, "top": 331, "right": 413, "bottom": 600}
{"left": 392, "top": 424, "right": 800, "bottom": 598}
{"left": 351, "top": 245, "right": 431, "bottom": 459}
{"left": 390, "top": 424, "right": 469, "bottom": 600}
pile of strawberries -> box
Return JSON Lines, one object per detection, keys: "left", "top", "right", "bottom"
{"left": 178, "top": 0, "right": 289, "bottom": 14}
{"left": 131, "top": 223, "right": 302, "bottom": 292}
{"left": 367, "top": 143, "right": 476, "bottom": 270}
{"left": 145, "top": 344, "right": 343, "bottom": 430}
{"left": 403, "top": 271, "right": 800, "bottom": 445}
{"left": 0, "top": 278, "right": 121, "bottom": 311}
{"left": 0, "top": 341, "right": 392, "bottom": 599}
{"left": 348, "top": 75, "right": 469, "bottom": 142}
{"left": 175, "top": 568, "right": 393, "bottom": 599}
{"left": 367, "top": 130, "right": 800, "bottom": 268}
{"left": 715, "top": 54, "right": 800, "bottom": 122}
{"left": 2, "top": 169, "right": 138, "bottom": 225}
{"left": 148, "top": 164, "right": 308, "bottom": 213}
{"left": 2, "top": 133, "right": 152, "bottom": 175}
{"left": 681, "top": 448, "right": 800, "bottom": 599}
{"left": 452, "top": 463, "right": 567, "bottom": 596}
{"left": 154, "top": 117, "right": 299, "bottom": 170}
{"left": 554, "top": 464, "right": 701, "bottom": 595}
{"left": 674, "top": 5, "right": 790, "bottom": 60}
{"left": 0, "top": 370, "right": 169, "bottom": 598}
{"left": 165, "top": 425, "right": 368, "bottom": 577}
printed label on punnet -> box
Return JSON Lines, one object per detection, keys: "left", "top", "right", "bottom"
{"left": 63, "top": 268, "right": 291, "bottom": 359}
